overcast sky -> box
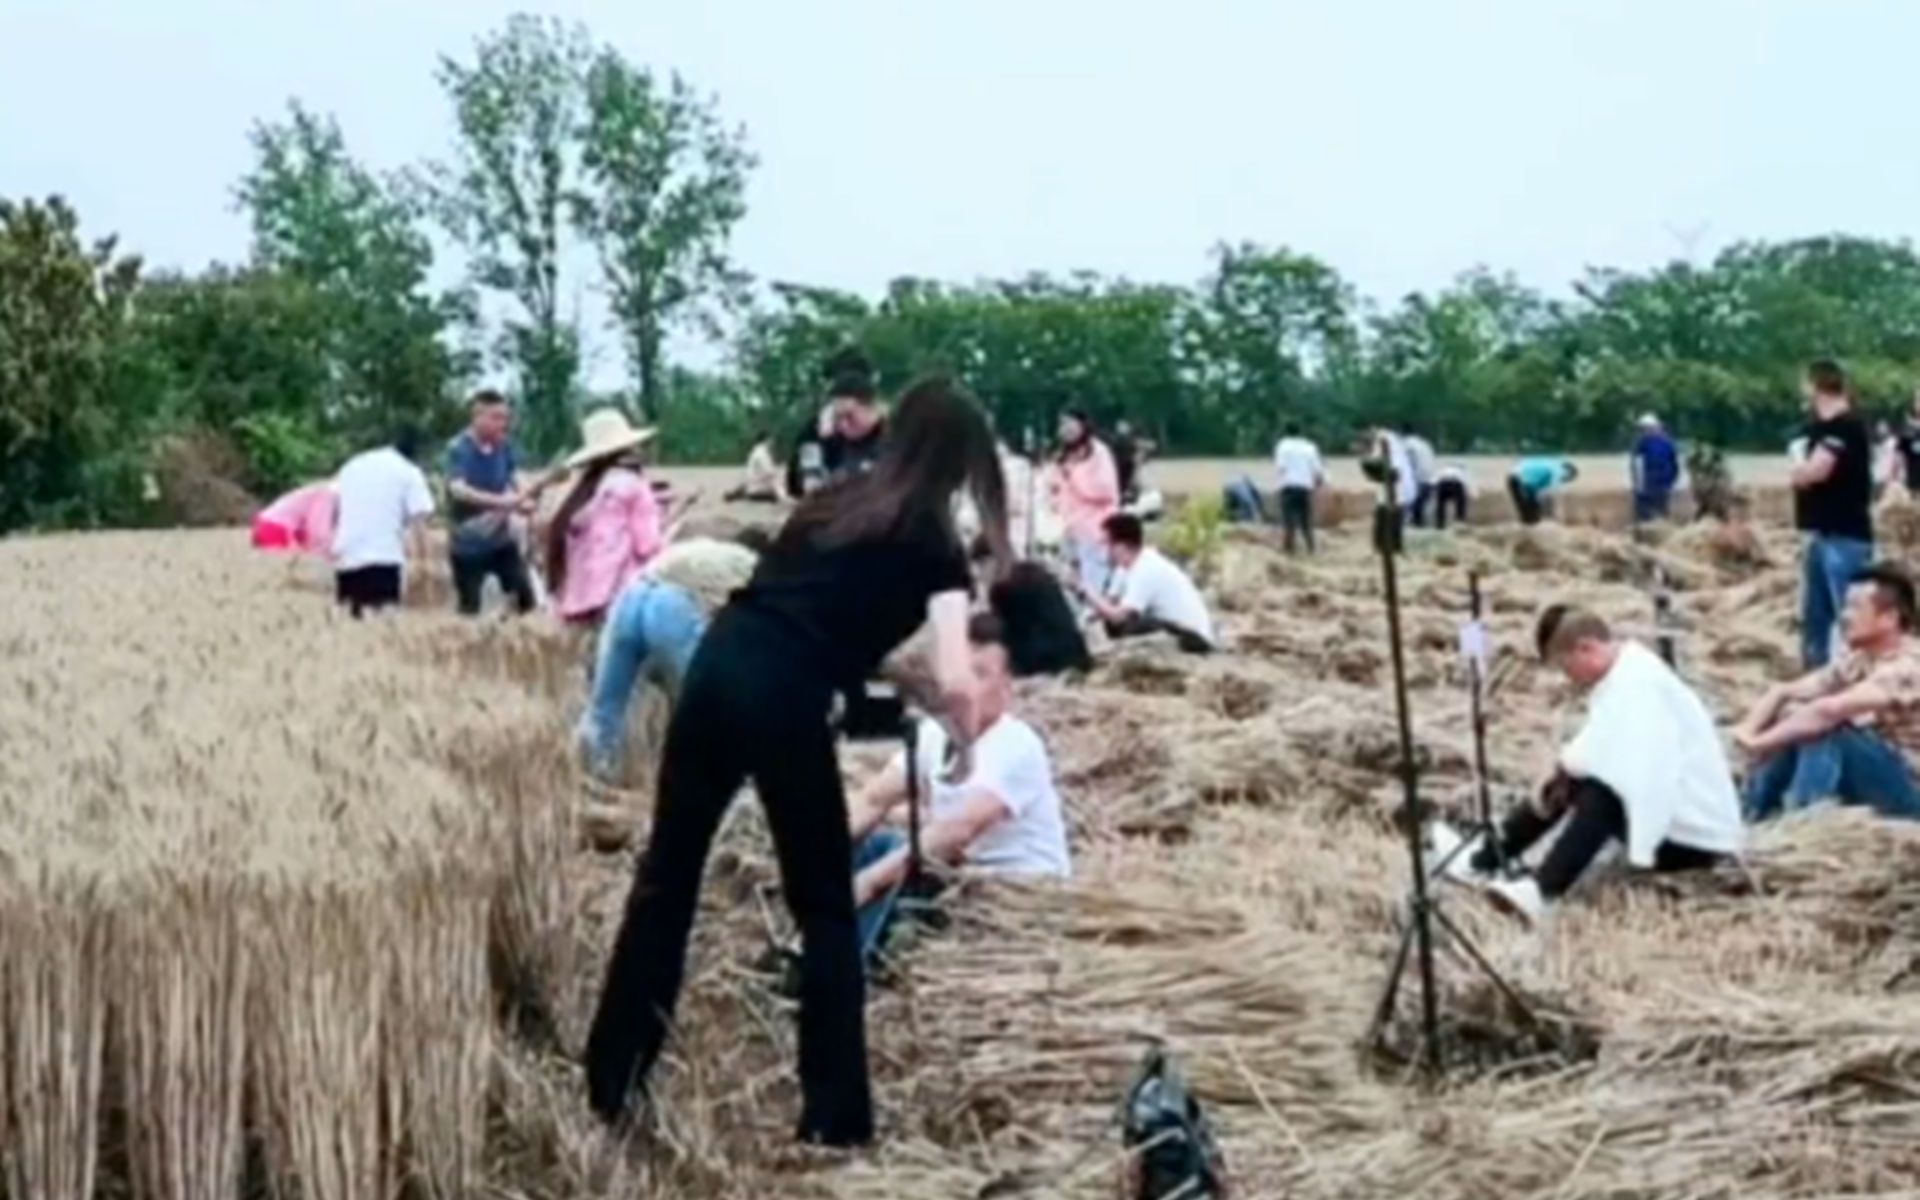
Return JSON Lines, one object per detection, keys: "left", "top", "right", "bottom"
{"left": 6, "top": 0, "right": 1918, "bottom": 380}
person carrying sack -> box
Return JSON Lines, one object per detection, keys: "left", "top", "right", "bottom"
{"left": 584, "top": 377, "right": 1014, "bottom": 1147}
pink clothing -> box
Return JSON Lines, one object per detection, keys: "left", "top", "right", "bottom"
{"left": 255, "top": 482, "right": 337, "bottom": 558}
{"left": 554, "top": 468, "right": 664, "bottom": 622}
{"left": 1051, "top": 440, "right": 1121, "bottom": 542}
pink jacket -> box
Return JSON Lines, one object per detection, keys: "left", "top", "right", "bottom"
{"left": 554, "top": 468, "right": 664, "bottom": 621}
{"left": 1052, "top": 440, "right": 1121, "bottom": 543}
{"left": 258, "top": 482, "right": 338, "bottom": 557}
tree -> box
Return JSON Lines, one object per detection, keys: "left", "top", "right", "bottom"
{"left": 0, "top": 196, "right": 143, "bottom": 530}
{"left": 427, "top": 14, "right": 591, "bottom": 456}
{"left": 575, "top": 49, "right": 753, "bottom": 419}
{"left": 238, "top": 102, "right": 467, "bottom": 443}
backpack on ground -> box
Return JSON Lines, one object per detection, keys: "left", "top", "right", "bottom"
{"left": 1119, "top": 1046, "right": 1228, "bottom": 1200}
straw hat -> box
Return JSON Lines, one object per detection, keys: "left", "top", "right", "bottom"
{"left": 567, "top": 408, "right": 656, "bottom": 468}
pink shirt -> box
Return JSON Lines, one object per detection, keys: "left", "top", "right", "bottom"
{"left": 258, "top": 482, "right": 338, "bottom": 557}
{"left": 554, "top": 468, "right": 664, "bottom": 621}
{"left": 1052, "top": 440, "right": 1121, "bottom": 542}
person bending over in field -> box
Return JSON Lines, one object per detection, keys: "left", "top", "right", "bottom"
{"left": 1076, "top": 513, "right": 1217, "bottom": 654}
{"left": 1436, "top": 606, "right": 1742, "bottom": 924}
{"left": 574, "top": 530, "right": 769, "bottom": 780}
{"left": 841, "top": 614, "right": 1071, "bottom": 967}
{"left": 1506, "top": 457, "right": 1578, "bottom": 526}
{"left": 1736, "top": 564, "right": 1920, "bottom": 821}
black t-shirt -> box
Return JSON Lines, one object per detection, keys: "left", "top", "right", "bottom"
{"left": 733, "top": 508, "right": 972, "bottom": 688}
{"left": 821, "top": 421, "right": 886, "bottom": 481}
{"left": 1798, "top": 412, "right": 1874, "bottom": 541}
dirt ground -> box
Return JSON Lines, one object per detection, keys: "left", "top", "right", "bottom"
{"left": 9, "top": 505, "right": 1920, "bottom": 1200}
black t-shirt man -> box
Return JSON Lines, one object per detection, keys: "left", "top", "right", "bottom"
{"left": 1798, "top": 411, "right": 1874, "bottom": 542}
{"left": 821, "top": 420, "right": 886, "bottom": 482}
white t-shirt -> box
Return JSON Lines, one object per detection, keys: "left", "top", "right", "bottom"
{"left": 330, "top": 447, "right": 435, "bottom": 571}
{"left": 1115, "top": 547, "right": 1217, "bottom": 646}
{"left": 1273, "top": 437, "right": 1324, "bottom": 490}
{"left": 1378, "top": 432, "right": 1419, "bottom": 507}
{"left": 1405, "top": 435, "right": 1438, "bottom": 485}
{"left": 911, "top": 715, "right": 1070, "bottom": 877}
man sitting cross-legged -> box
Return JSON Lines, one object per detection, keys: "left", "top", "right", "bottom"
{"left": 1443, "top": 605, "right": 1743, "bottom": 924}
{"left": 1737, "top": 564, "right": 1920, "bottom": 820}
{"left": 843, "top": 614, "right": 1071, "bottom": 966}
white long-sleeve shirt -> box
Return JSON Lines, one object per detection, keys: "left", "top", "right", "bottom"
{"left": 1559, "top": 642, "right": 1744, "bottom": 864}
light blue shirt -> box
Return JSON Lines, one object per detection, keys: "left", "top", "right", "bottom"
{"left": 1514, "top": 457, "right": 1568, "bottom": 493}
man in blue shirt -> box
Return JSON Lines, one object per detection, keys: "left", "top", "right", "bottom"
{"left": 1630, "top": 414, "right": 1681, "bottom": 523}
{"left": 444, "top": 389, "right": 556, "bottom": 617}
{"left": 1507, "top": 457, "right": 1579, "bottom": 526}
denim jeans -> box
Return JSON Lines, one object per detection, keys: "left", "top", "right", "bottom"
{"left": 1067, "top": 536, "right": 1111, "bottom": 597}
{"left": 579, "top": 581, "right": 707, "bottom": 777}
{"left": 852, "top": 828, "right": 908, "bottom": 967}
{"left": 1801, "top": 534, "right": 1874, "bottom": 668}
{"left": 1633, "top": 491, "right": 1672, "bottom": 523}
{"left": 1743, "top": 725, "right": 1920, "bottom": 821}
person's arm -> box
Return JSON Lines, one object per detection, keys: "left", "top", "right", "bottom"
{"left": 627, "top": 477, "right": 666, "bottom": 563}
{"left": 1311, "top": 447, "right": 1326, "bottom": 488}
{"left": 928, "top": 590, "right": 982, "bottom": 737}
{"left": 846, "top": 756, "right": 910, "bottom": 843}
{"left": 1739, "top": 679, "right": 1890, "bottom": 756}
{"left": 1733, "top": 668, "right": 1837, "bottom": 741}
{"left": 1630, "top": 444, "right": 1646, "bottom": 495}
{"left": 1791, "top": 444, "right": 1839, "bottom": 489}
{"left": 852, "top": 788, "right": 1008, "bottom": 906}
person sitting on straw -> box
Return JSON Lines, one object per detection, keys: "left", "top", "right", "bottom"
{"left": 1076, "top": 513, "right": 1217, "bottom": 654}
{"left": 725, "top": 429, "right": 785, "bottom": 503}
{"left": 842, "top": 614, "right": 1071, "bottom": 966}
{"left": 1736, "top": 564, "right": 1920, "bottom": 821}
{"left": 1438, "top": 606, "right": 1742, "bottom": 924}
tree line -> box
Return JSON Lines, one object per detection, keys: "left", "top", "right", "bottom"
{"left": 5, "top": 12, "right": 1920, "bottom": 532}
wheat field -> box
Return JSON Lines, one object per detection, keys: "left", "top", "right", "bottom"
{"left": 6, "top": 503, "right": 1920, "bottom": 1199}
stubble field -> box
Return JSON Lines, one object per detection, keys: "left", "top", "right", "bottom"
{"left": 5, "top": 497, "right": 1920, "bottom": 1200}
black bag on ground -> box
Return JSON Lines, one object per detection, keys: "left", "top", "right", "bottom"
{"left": 989, "top": 561, "right": 1092, "bottom": 677}
{"left": 1120, "top": 1046, "right": 1228, "bottom": 1200}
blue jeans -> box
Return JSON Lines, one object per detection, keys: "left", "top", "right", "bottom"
{"left": 579, "top": 580, "right": 707, "bottom": 777}
{"left": 1801, "top": 534, "right": 1873, "bottom": 668}
{"left": 1743, "top": 725, "right": 1920, "bottom": 821}
{"left": 852, "top": 829, "right": 908, "bottom": 967}
{"left": 1067, "top": 536, "right": 1111, "bottom": 596}
{"left": 1634, "top": 491, "right": 1672, "bottom": 523}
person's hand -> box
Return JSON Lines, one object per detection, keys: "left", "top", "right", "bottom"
{"left": 1730, "top": 725, "right": 1760, "bottom": 754}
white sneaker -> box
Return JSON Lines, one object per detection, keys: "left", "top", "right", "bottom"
{"left": 1427, "top": 819, "right": 1492, "bottom": 885}
{"left": 1485, "top": 876, "right": 1547, "bottom": 926}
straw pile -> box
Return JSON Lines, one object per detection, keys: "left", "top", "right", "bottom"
{"left": 9, "top": 507, "right": 1920, "bottom": 1199}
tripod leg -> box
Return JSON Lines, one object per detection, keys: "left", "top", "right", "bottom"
{"left": 1366, "top": 915, "right": 1419, "bottom": 1047}
{"left": 1428, "top": 904, "right": 1539, "bottom": 1027}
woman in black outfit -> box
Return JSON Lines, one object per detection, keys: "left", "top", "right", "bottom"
{"left": 585, "top": 377, "right": 1013, "bottom": 1146}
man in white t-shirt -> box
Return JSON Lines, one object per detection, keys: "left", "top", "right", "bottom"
{"left": 329, "top": 429, "right": 436, "bottom": 618}
{"left": 845, "top": 615, "right": 1070, "bottom": 964}
{"left": 1078, "top": 513, "right": 1217, "bottom": 653}
{"left": 1273, "top": 423, "right": 1325, "bottom": 555}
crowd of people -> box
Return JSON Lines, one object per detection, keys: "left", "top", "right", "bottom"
{"left": 244, "top": 348, "right": 1920, "bottom": 1149}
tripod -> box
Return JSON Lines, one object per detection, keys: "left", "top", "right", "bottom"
{"left": 1363, "top": 473, "right": 1535, "bottom": 1072}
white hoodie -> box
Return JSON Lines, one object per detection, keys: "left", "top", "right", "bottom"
{"left": 1558, "top": 641, "right": 1745, "bottom": 865}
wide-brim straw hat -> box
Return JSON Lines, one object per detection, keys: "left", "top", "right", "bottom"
{"left": 567, "top": 408, "right": 657, "bottom": 468}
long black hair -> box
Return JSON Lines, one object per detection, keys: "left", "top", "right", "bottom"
{"left": 786, "top": 376, "right": 1012, "bottom": 578}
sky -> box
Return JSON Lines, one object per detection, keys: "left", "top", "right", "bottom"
{"left": 6, "top": 0, "right": 1919, "bottom": 382}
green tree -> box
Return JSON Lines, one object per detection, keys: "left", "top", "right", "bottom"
{"left": 427, "top": 13, "right": 590, "bottom": 455}
{"left": 238, "top": 101, "right": 467, "bottom": 443}
{"left": 0, "top": 196, "right": 144, "bottom": 530}
{"left": 575, "top": 49, "right": 753, "bottom": 419}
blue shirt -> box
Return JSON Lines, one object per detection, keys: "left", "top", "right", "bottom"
{"left": 1514, "top": 458, "right": 1567, "bottom": 493}
{"left": 444, "top": 432, "right": 519, "bottom": 557}
{"left": 1633, "top": 432, "right": 1680, "bottom": 493}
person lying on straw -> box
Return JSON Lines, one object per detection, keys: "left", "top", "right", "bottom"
{"left": 841, "top": 614, "right": 1071, "bottom": 968}
{"left": 1435, "top": 605, "right": 1743, "bottom": 924}
{"left": 1735, "top": 564, "right": 1920, "bottom": 821}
